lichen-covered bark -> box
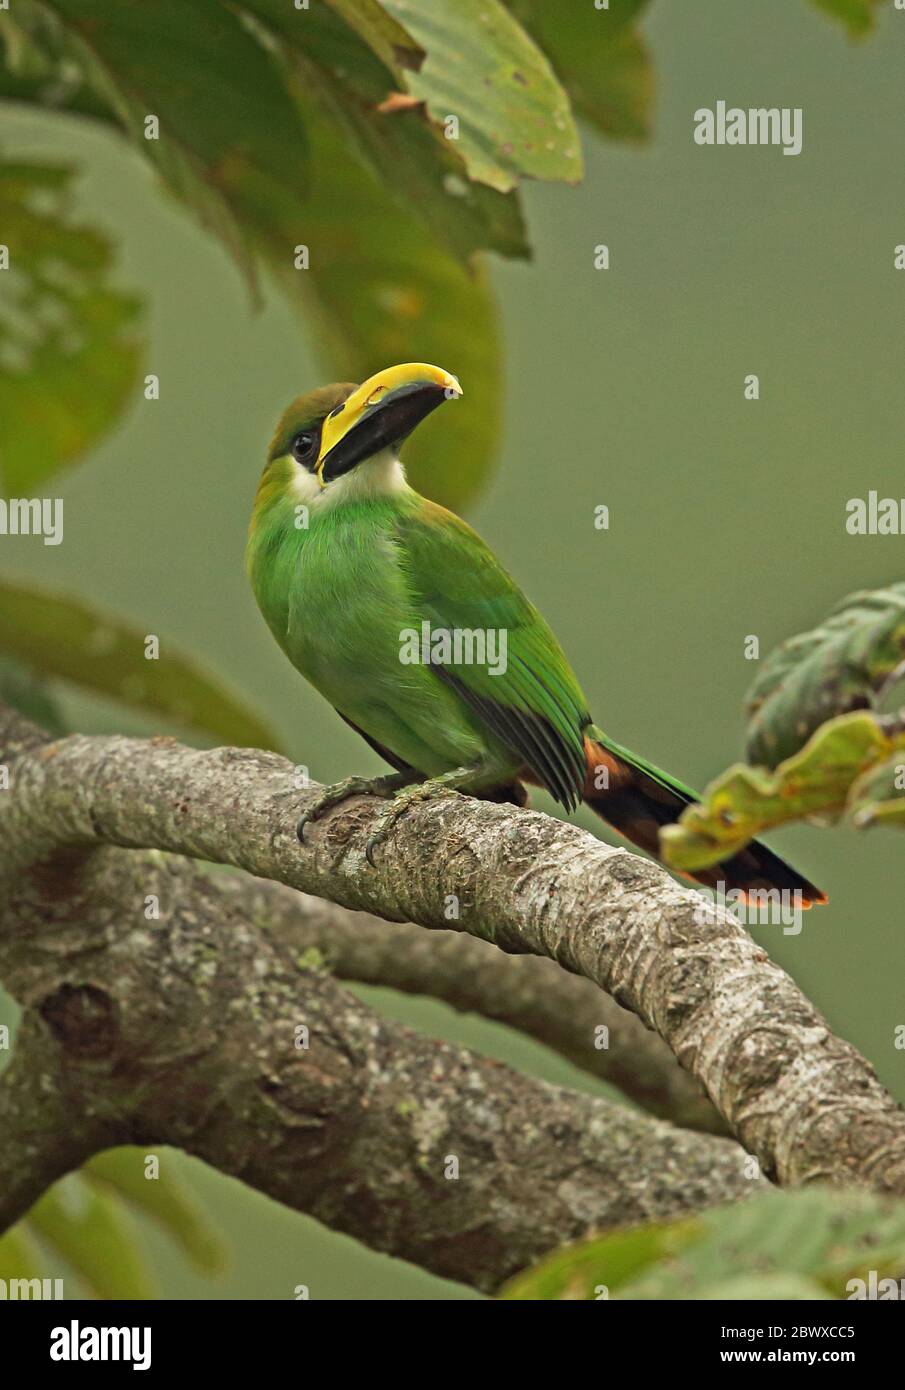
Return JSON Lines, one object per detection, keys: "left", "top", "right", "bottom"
{"left": 238, "top": 877, "right": 724, "bottom": 1133}
{"left": 2, "top": 712, "right": 904, "bottom": 1212}
{"left": 0, "top": 838, "right": 757, "bottom": 1292}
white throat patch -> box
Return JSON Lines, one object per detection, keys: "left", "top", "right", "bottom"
{"left": 290, "top": 446, "right": 407, "bottom": 509}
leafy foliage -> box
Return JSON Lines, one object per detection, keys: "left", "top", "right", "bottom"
{"left": 0, "top": 580, "right": 285, "bottom": 751}
{"left": 509, "top": 0, "right": 655, "bottom": 142}
{"left": 0, "top": 0, "right": 572, "bottom": 510}
{"left": 0, "top": 0, "right": 891, "bottom": 1305}
{"left": 661, "top": 585, "right": 905, "bottom": 872}
{"left": 378, "top": 0, "right": 582, "bottom": 192}
{"left": 27, "top": 1180, "right": 158, "bottom": 1299}
{"left": 5, "top": 0, "right": 311, "bottom": 285}
{"left": 0, "top": 157, "right": 143, "bottom": 493}
{"left": 810, "top": 0, "right": 884, "bottom": 37}
{"left": 237, "top": 4, "right": 510, "bottom": 506}
{"left": 86, "top": 1148, "right": 228, "bottom": 1277}
{"left": 661, "top": 710, "right": 905, "bottom": 873}
{"left": 502, "top": 1187, "right": 905, "bottom": 1300}
{"left": 278, "top": 101, "right": 504, "bottom": 510}
{"left": 0, "top": 0, "right": 859, "bottom": 509}
{"left": 241, "top": 0, "right": 530, "bottom": 263}
{"left": 746, "top": 585, "right": 905, "bottom": 770}
{"left": 322, "top": 0, "right": 421, "bottom": 72}
{"left": 0, "top": 1150, "right": 227, "bottom": 1298}
{"left": 0, "top": 1227, "right": 45, "bottom": 1284}
{"left": 0, "top": 0, "right": 667, "bottom": 510}
{"left": 0, "top": 652, "right": 66, "bottom": 734}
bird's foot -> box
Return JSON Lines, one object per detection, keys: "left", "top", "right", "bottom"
{"left": 365, "top": 774, "right": 471, "bottom": 867}
{"left": 297, "top": 771, "right": 411, "bottom": 844}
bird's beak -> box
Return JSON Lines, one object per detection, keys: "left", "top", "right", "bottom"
{"left": 316, "top": 362, "right": 462, "bottom": 485}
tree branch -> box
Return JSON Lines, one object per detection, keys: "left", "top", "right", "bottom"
{"left": 0, "top": 833, "right": 758, "bottom": 1291}
{"left": 2, "top": 716, "right": 903, "bottom": 1195}
{"left": 237, "top": 876, "right": 725, "bottom": 1134}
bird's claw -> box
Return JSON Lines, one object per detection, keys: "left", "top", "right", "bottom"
{"left": 297, "top": 775, "right": 398, "bottom": 844}
{"left": 365, "top": 831, "right": 384, "bottom": 869}
{"left": 364, "top": 784, "right": 458, "bottom": 866}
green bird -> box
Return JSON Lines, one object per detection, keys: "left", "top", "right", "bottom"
{"left": 247, "top": 362, "right": 825, "bottom": 905}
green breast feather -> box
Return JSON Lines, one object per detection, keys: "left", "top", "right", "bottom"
{"left": 394, "top": 498, "right": 591, "bottom": 808}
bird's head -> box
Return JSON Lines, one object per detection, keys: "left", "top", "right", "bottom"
{"left": 260, "top": 362, "right": 462, "bottom": 506}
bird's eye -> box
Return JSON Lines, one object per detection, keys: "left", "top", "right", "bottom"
{"left": 291, "top": 429, "right": 319, "bottom": 468}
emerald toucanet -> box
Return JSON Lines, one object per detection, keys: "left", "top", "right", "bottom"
{"left": 247, "top": 362, "right": 825, "bottom": 904}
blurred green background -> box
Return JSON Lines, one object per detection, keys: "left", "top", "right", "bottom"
{"left": 2, "top": 0, "right": 905, "bottom": 1297}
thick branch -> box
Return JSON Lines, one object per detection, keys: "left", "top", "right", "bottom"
{"left": 3, "top": 721, "right": 904, "bottom": 1194}
{"left": 236, "top": 876, "right": 724, "bottom": 1134}
{"left": 0, "top": 840, "right": 758, "bottom": 1291}
{"left": 0, "top": 1012, "right": 119, "bottom": 1230}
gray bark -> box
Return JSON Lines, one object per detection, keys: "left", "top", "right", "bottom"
{"left": 3, "top": 718, "right": 902, "bottom": 1192}
{"left": 2, "top": 705, "right": 903, "bottom": 1293}
{"left": 0, "top": 800, "right": 756, "bottom": 1290}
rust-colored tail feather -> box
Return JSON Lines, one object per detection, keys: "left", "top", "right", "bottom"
{"left": 582, "top": 735, "right": 826, "bottom": 907}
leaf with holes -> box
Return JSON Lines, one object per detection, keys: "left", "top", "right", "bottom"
{"left": 379, "top": 0, "right": 582, "bottom": 192}
{"left": 240, "top": 0, "right": 528, "bottom": 264}
{"left": 508, "top": 0, "right": 654, "bottom": 142}
{"left": 660, "top": 710, "right": 905, "bottom": 873}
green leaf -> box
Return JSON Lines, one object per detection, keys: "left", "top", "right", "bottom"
{"left": 660, "top": 585, "right": 905, "bottom": 867}
{"left": 660, "top": 709, "right": 905, "bottom": 872}
{"left": 86, "top": 1148, "right": 227, "bottom": 1275}
{"left": 501, "top": 1218, "right": 700, "bottom": 1300}
{"left": 0, "top": 13, "right": 119, "bottom": 123}
{"left": 696, "top": 1273, "right": 833, "bottom": 1300}
{"left": 322, "top": 0, "right": 423, "bottom": 72}
{"left": 0, "top": 1226, "right": 45, "bottom": 1284}
{"left": 0, "top": 579, "right": 285, "bottom": 750}
{"left": 1, "top": 1, "right": 509, "bottom": 506}
{"left": 5, "top": 0, "right": 310, "bottom": 286}
{"left": 846, "top": 751, "right": 905, "bottom": 829}
{"left": 379, "top": 0, "right": 583, "bottom": 192}
{"left": 0, "top": 652, "right": 66, "bottom": 733}
{"left": 809, "top": 0, "right": 883, "bottom": 37}
{"left": 508, "top": 0, "right": 654, "bottom": 142}
{"left": 4, "top": 1156, "right": 225, "bottom": 1299}
{"left": 746, "top": 584, "right": 905, "bottom": 769}
{"left": 502, "top": 1187, "right": 905, "bottom": 1301}
{"left": 28, "top": 1175, "right": 156, "bottom": 1299}
{"left": 263, "top": 98, "right": 503, "bottom": 511}
{"left": 2, "top": 0, "right": 532, "bottom": 266}
{"left": 240, "top": 0, "right": 529, "bottom": 264}
{"left": 0, "top": 157, "right": 143, "bottom": 492}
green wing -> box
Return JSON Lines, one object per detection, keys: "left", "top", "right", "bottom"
{"left": 395, "top": 498, "right": 590, "bottom": 808}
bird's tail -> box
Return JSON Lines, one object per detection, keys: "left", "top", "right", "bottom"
{"left": 582, "top": 727, "right": 826, "bottom": 907}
